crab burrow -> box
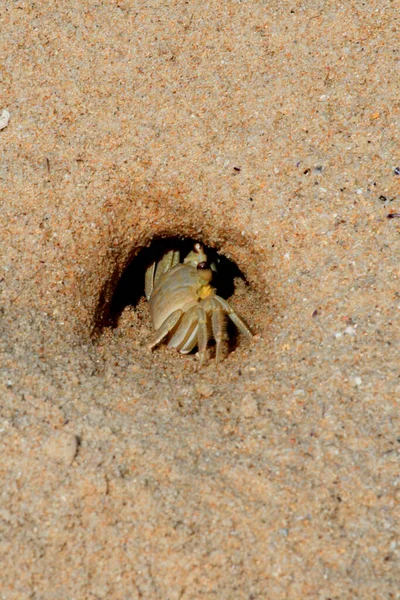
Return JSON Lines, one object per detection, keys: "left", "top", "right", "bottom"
{"left": 145, "top": 242, "right": 253, "bottom": 366}
{"left": 91, "top": 228, "right": 264, "bottom": 368}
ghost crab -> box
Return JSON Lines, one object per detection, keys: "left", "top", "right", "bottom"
{"left": 145, "top": 243, "right": 253, "bottom": 365}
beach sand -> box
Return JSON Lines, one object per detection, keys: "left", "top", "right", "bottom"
{"left": 1, "top": 1, "right": 399, "bottom": 597}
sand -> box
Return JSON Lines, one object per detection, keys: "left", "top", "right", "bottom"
{"left": 1, "top": 1, "right": 399, "bottom": 598}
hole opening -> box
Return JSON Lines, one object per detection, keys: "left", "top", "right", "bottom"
{"left": 105, "top": 237, "right": 248, "bottom": 331}
{"left": 92, "top": 236, "right": 257, "bottom": 362}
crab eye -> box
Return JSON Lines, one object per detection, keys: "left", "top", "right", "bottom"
{"left": 197, "top": 261, "right": 213, "bottom": 282}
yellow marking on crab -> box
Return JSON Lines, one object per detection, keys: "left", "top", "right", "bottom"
{"left": 198, "top": 284, "right": 213, "bottom": 300}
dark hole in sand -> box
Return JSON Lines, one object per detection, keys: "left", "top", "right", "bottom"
{"left": 105, "top": 237, "right": 249, "bottom": 352}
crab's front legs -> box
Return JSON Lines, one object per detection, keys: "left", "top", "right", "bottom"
{"left": 214, "top": 296, "right": 253, "bottom": 339}
{"left": 147, "top": 309, "right": 183, "bottom": 350}
{"left": 201, "top": 297, "right": 226, "bottom": 363}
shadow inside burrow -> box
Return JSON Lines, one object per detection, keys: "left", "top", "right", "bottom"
{"left": 101, "top": 237, "right": 250, "bottom": 352}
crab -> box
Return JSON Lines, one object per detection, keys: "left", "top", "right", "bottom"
{"left": 145, "top": 243, "right": 252, "bottom": 365}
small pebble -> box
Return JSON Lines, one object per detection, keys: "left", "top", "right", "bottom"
{"left": 0, "top": 109, "right": 10, "bottom": 130}
{"left": 279, "top": 528, "right": 289, "bottom": 537}
{"left": 354, "top": 377, "right": 362, "bottom": 387}
{"left": 43, "top": 431, "right": 79, "bottom": 464}
{"left": 345, "top": 326, "right": 356, "bottom": 336}
{"left": 294, "top": 389, "right": 305, "bottom": 396}
{"left": 195, "top": 382, "right": 214, "bottom": 398}
{"left": 240, "top": 393, "right": 259, "bottom": 418}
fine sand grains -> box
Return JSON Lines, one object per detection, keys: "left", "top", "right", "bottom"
{"left": 1, "top": 1, "right": 399, "bottom": 598}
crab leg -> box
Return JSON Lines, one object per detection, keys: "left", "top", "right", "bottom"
{"left": 148, "top": 309, "right": 183, "bottom": 349}
{"left": 209, "top": 299, "right": 227, "bottom": 362}
{"left": 144, "top": 261, "right": 156, "bottom": 300}
{"left": 154, "top": 249, "right": 180, "bottom": 286}
{"left": 168, "top": 307, "right": 198, "bottom": 351}
{"left": 214, "top": 296, "right": 253, "bottom": 339}
{"left": 145, "top": 249, "right": 180, "bottom": 300}
{"left": 197, "top": 305, "right": 209, "bottom": 367}
{"left": 179, "top": 324, "right": 198, "bottom": 354}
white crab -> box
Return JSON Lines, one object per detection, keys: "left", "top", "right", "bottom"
{"left": 145, "top": 243, "right": 252, "bottom": 365}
